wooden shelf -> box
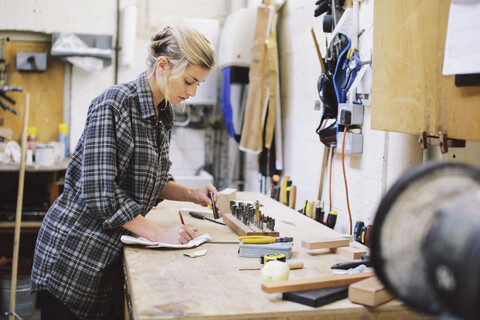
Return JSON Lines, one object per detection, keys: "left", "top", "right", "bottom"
{"left": 0, "top": 221, "right": 41, "bottom": 228}
{"left": 0, "top": 221, "right": 42, "bottom": 233}
{"left": 0, "top": 160, "right": 69, "bottom": 172}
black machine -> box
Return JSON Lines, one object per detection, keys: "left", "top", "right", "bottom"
{"left": 371, "top": 162, "right": 480, "bottom": 320}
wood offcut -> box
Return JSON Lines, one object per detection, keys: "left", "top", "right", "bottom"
{"left": 261, "top": 272, "right": 375, "bottom": 294}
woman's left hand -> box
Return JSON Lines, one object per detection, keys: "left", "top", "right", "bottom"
{"left": 190, "top": 183, "right": 219, "bottom": 209}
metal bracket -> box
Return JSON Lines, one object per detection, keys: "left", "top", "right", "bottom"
{"left": 4, "top": 312, "right": 23, "bottom": 320}
{"left": 418, "top": 132, "right": 466, "bottom": 154}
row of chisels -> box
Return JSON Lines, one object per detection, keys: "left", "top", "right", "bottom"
{"left": 229, "top": 200, "right": 275, "bottom": 231}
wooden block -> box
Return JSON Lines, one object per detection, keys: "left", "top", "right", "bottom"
{"left": 221, "top": 213, "right": 279, "bottom": 237}
{"left": 334, "top": 246, "right": 367, "bottom": 260}
{"left": 218, "top": 188, "right": 236, "bottom": 214}
{"left": 261, "top": 272, "right": 375, "bottom": 294}
{"left": 341, "top": 234, "right": 354, "bottom": 242}
{"left": 348, "top": 275, "right": 393, "bottom": 307}
{"left": 301, "top": 238, "right": 351, "bottom": 250}
{"left": 350, "top": 240, "right": 370, "bottom": 254}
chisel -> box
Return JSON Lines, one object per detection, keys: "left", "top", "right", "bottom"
{"left": 209, "top": 191, "right": 220, "bottom": 219}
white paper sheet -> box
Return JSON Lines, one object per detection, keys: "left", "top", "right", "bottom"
{"left": 121, "top": 233, "right": 212, "bottom": 248}
{"left": 442, "top": 0, "right": 480, "bottom": 75}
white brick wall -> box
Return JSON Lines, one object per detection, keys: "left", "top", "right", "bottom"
{"left": 2, "top": 0, "right": 479, "bottom": 232}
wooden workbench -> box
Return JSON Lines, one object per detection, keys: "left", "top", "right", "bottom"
{"left": 123, "top": 192, "right": 431, "bottom": 320}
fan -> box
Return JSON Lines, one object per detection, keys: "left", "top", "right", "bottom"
{"left": 371, "top": 162, "right": 480, "bottom": 320}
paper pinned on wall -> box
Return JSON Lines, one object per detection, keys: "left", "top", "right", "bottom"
{"left": 442, "top": 0, "right": 480, "bottom": 75}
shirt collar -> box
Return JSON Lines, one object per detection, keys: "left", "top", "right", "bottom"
{"left": 136, "top": 72, "right": 157, "bottom": 120}
{"left": 136, "top": 72, "right": 174, "bottom": 131}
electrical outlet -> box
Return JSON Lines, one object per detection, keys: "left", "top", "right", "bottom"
{"left": 337, "top": 103, "right": 364, "bottom": 125}
{"left": 336, "top": 131, "right": 363, "bottom": 154}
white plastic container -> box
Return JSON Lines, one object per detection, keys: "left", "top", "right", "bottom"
{"left": 35, "top": 144, "right": 55, "bottom": 166}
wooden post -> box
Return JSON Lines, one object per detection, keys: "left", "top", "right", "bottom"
{"left": 9, "top": 93, "right": 29, "bottom": 320}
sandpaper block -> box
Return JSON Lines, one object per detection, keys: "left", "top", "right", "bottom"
{"left": 283, "top": 285, "right": 349, "bottom": 307}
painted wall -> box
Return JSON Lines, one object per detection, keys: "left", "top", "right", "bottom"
{"left": 2, "top": 0, "right": 479, "bottom": 235}
{"left": 0, "top": 0, "right": 229, "bottom": 175}
{"left": 268, "top": 0, "right": 480, "bottom": 234}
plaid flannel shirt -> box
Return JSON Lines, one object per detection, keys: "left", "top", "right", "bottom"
{"left": 31, "top": 72, "right": 173, "bottom": 320}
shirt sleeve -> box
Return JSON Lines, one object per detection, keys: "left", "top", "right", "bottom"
{"left": 81, "top": 104, "right": 140, "bottom": 229}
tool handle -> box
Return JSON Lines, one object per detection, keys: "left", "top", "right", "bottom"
{"left": 310, "top": 28, "right": 327, "bottom": 74}
{"left": 0, "top": 85, "right": 23, "bottom": 92}
{"left": 331, "top": 260, "right": 371, "bottom": 270}
{"left": 287, "top": 259, "right": 304, "bottom": 270}
{"left": 189, "top": 211, "right": 205, "bottom": 220}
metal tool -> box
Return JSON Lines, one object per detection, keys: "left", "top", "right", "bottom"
{"left": 360, "top": 224, "right": 372, "bottom": 247}
{"left": 189, "top": 211, "right": 225, "bottom": 225}
{"left": 229, "top": 200, "right": 276, "bottom": 231}
{"left": 238, "top": 241, "right": 293, "bottom": 258}
{"left": 238, "top": 236, "right": 293, "bottom": 244}
{"left": 0, "top": 85, "right": 22, "bottom": 115}
{"left": 326, "top": 210, "right": 337, "bottom": 228}
{"left": 238, "top": 236, "right": 276, "bottom": 244}
{"left": 209, "top": 191, "right": 219, "bottom": 219}
{"left": 353, "top": 220, "right": 364, "bottom": 242}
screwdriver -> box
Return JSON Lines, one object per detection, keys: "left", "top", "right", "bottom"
{"left": 326, "top": 210, "right": 337, "bottom": 229}
{"left": 209, "top": 191, "right": 220, "bottom": 219}
{"left": 189, "top": 211, "right": 226, "bottom": 225}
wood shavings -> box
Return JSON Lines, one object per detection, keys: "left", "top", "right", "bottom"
{"left": 183, "top": 249, "right": 208, "bottom": 258}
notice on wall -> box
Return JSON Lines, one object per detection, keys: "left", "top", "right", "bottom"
{"left": 442, "top": 0, "right": 480, "bottom": 75}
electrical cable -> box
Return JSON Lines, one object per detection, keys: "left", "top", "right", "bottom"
{"left": 341, "top": 125, "right": 353, "bottom": 234}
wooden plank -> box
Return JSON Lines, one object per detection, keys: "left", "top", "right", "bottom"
{"left": 333, "top": 245, "right": 366, "bottom": 260}
{"left": 239, "top": 6, "right": 272, "bottom": 152}
{"left": 261, "top": 272, "right": 375, "bottom": 294}
{"left": 371, "top": 0, "right": 480, "bottom": 141}
{"left": 348, "top": 276, "right": 393, "bottom": 307}
{"left": 222, "top": 213, "right": 279, "bottom": 237}
{"left": 301, "top": 237, "right": 351, "bottom": 250}
{"left": 218, "top": 188, "right": 236, "bottom": 214}
{"left": 9, "top": 93, "right": 29, "bottom": 320}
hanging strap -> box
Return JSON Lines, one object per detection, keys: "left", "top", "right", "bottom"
{"left": 220, "top": 67, "right": 237, "bottom": 141}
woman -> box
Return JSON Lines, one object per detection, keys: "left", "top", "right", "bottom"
{"left": 31, "top": 25, "right": 217, "bottom": 320}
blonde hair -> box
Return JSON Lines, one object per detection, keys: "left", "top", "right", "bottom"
{"left": 147, "top": 25, "right": 216, "bottom": 104}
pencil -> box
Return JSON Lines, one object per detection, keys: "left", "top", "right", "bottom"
{"left": 179, "top": 211, "right": 185, "bottom": 225}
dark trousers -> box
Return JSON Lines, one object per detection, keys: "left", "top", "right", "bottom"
{"left": 38, "top": 290, "right": 80, "bottom": 320}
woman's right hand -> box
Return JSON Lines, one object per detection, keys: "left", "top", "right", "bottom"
{"left": 154, "top": 225, "right": 198, "bottom": 244}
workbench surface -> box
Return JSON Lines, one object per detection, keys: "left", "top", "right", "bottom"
{"left": 123, "top": 192, "right": 431, "bottom": 320}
